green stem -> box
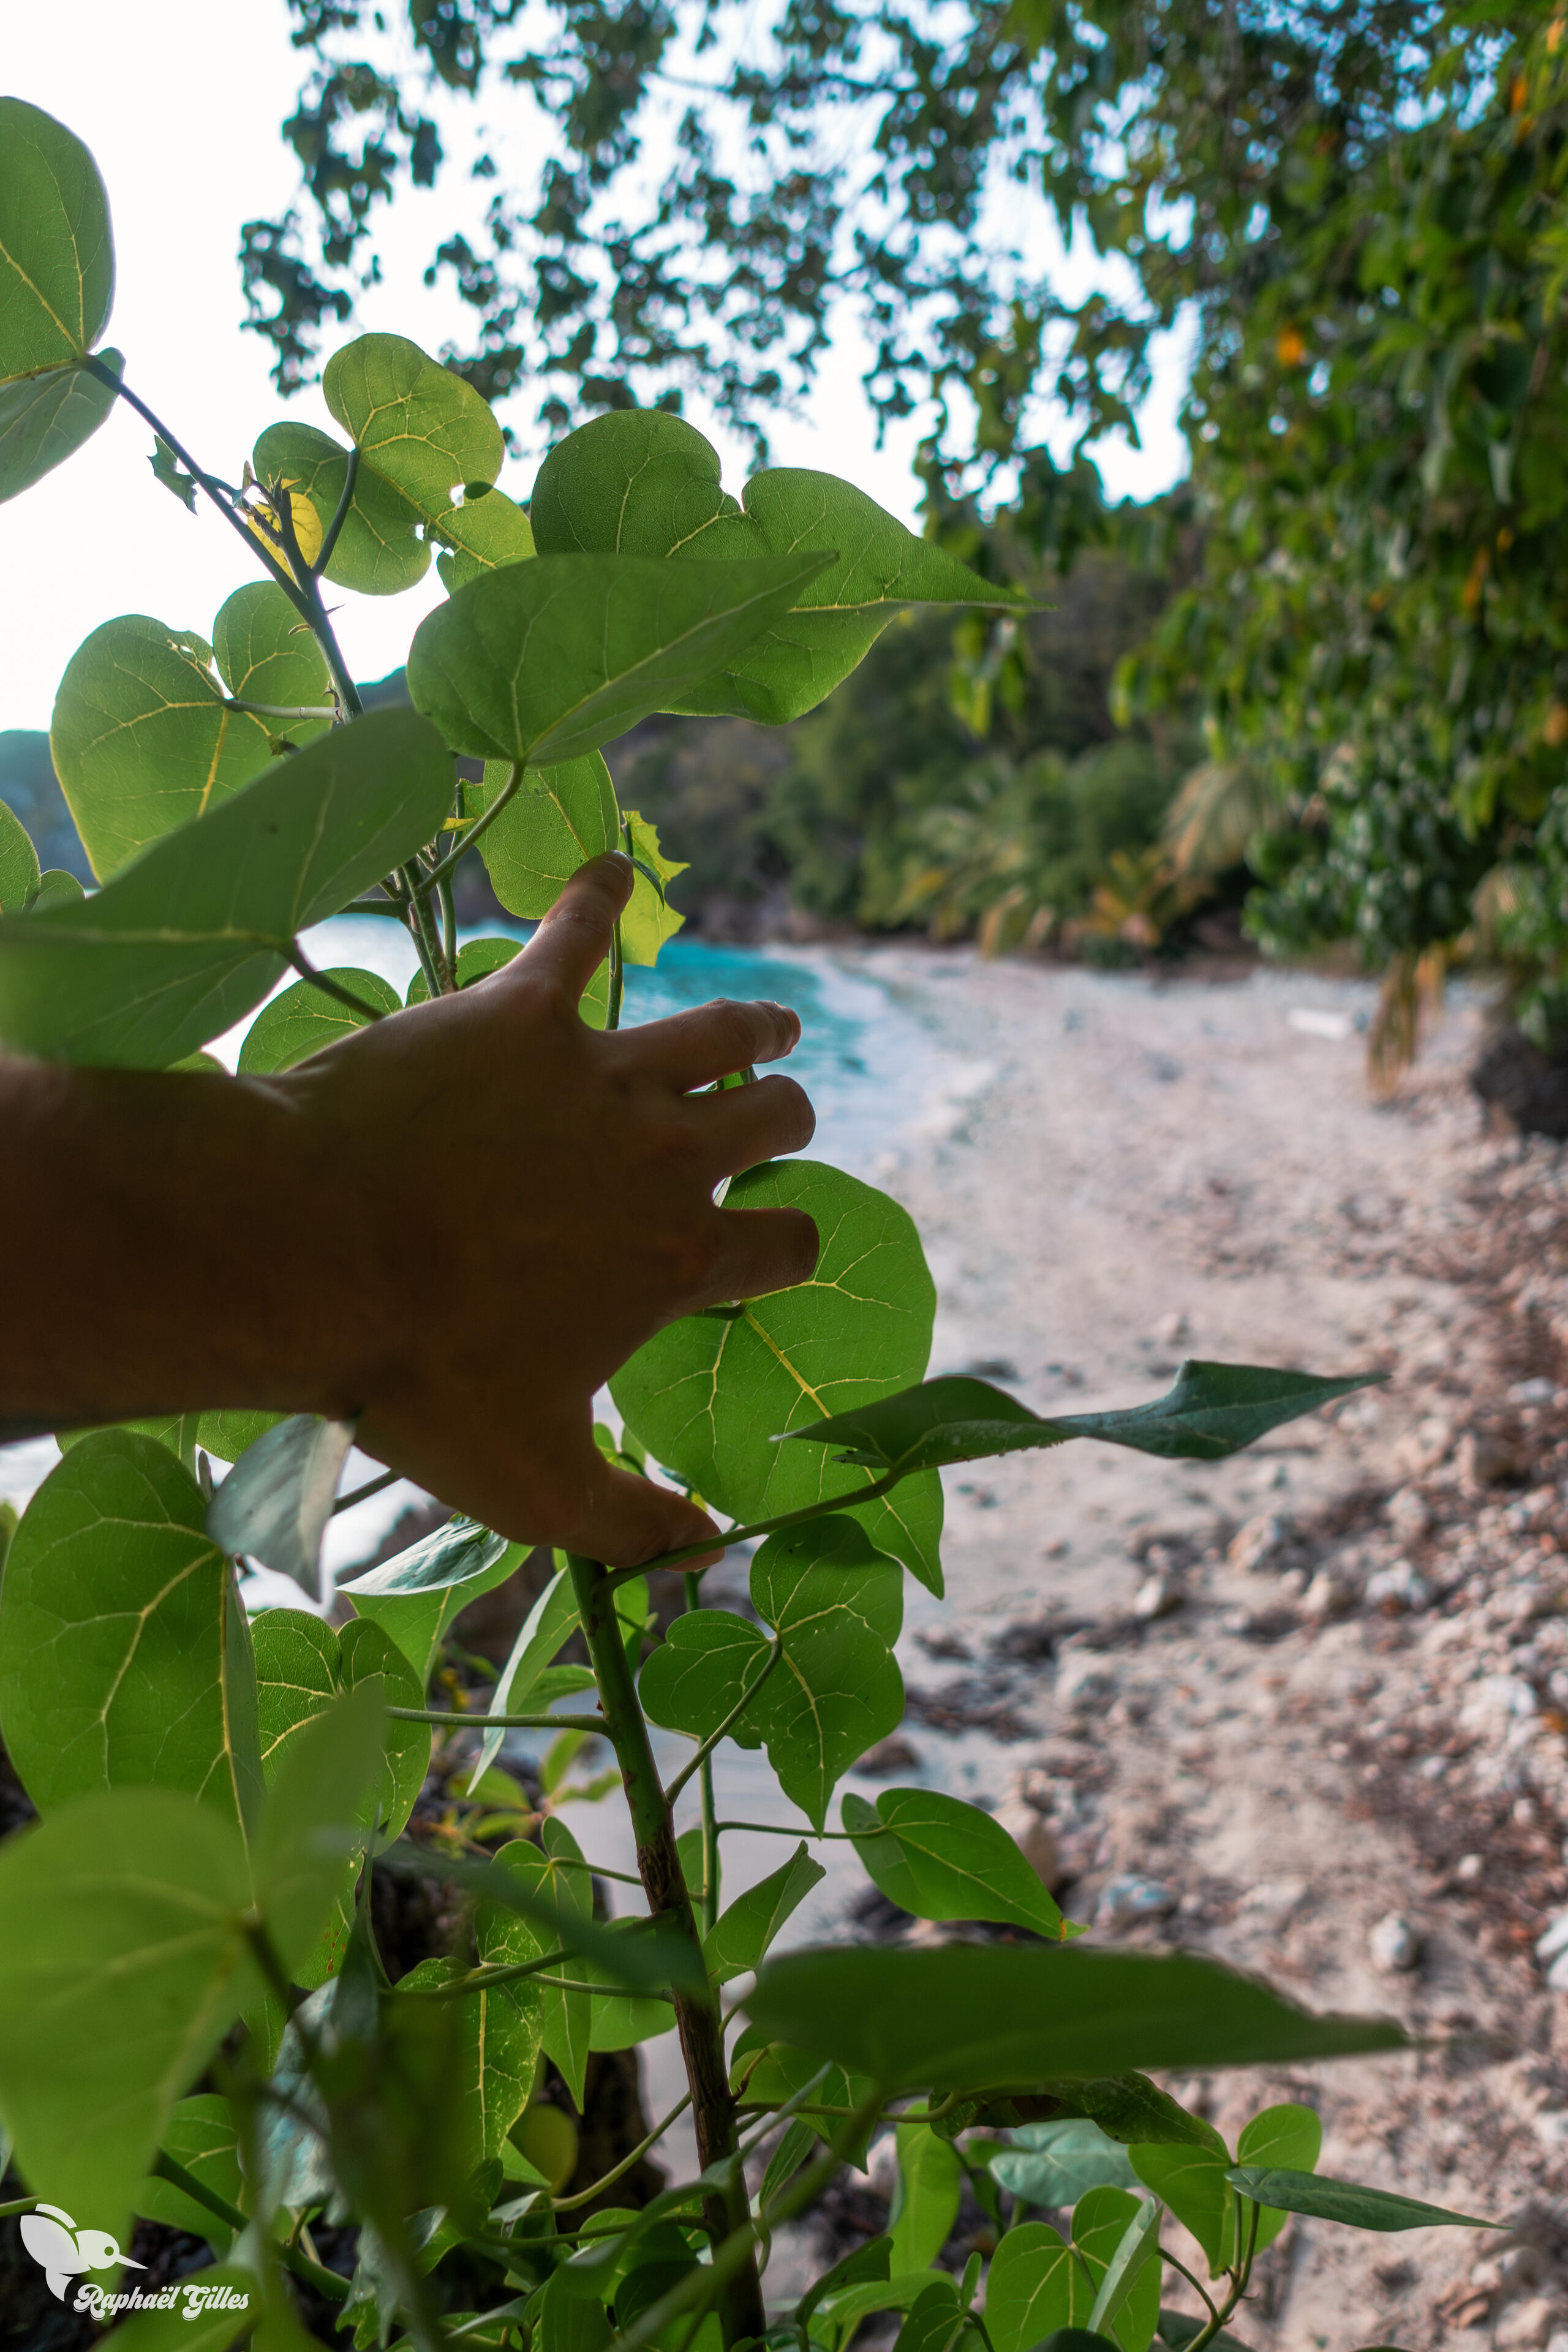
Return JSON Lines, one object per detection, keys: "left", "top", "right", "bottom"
{"left": 439, "top": 870, "right": 458, "bottom": 981}
{"left": 567, "top": 1554, "right": 764, "bottom": 2347}
{"left": 602, "top": 1469, "right": 903, "bottom": 1591}
{"left": 287, "top": 946, "right": 388, "bottom": 1023}
{"left": 386, "top": 1707, "right": 607, "bottom": 1731}
{"left": 332, "top": 1468, "right": 398, "bottom": 1515}
{"left": 715, "top": 1820, "right": 865, "bottom": 1839}
{"left": 1187, "top": 2198, "right": 1260, "bottom": 2351}
{"left": 149, "top": 2151, "right": 349, "bottom": 2302}
{"left": 552, "top": 2092, "right": 695, "bottom": 2213}
{"left": 83, "top": 356, "right": 301, "bottom": 603}
{"left": 665, "top": 1636, "right": 782, "bottom": 1807}
{"left": 316, "top": 445, "right": 360, "bottom": 576}
{"left": 684, "top": 1570, "right": 721, "bottom": 1934}
{"left": 608, "top": 919, "right": 625, "bottom": 1031}
{"left": 415, "top": 760, "right": 521, "bottom": 895}
{"left": 1158, "top": 2247, "right": 1219, "bottom": 2330}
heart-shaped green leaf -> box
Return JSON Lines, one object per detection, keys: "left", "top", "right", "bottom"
{"left": 252, "top": 418, "right": 430, "bottom": 597}
{"left": 434, "top": 483, "right": 536, "bottom": 589}
{"left": 0, "top": 1430, "right": 263, "bottom": 1834}
{"left": 52, "top": 614, "right": 276, "bottom": 880}
{"left": 0, "top": 707, "right": 451, "bottom": 1066}
{"left": 842, "top": 1786, "right": 1066, "bottom": 1938}
{"left": 529, "top": 409, "right": 1022, "bottom": 722}
{"left": 0, "top": 99, "right": 115, "bottom": 376}
{"left": 611, "top": 1158, "right": 943, "bottom": 1591}
{"left": 488, "top": 1826, "right": 592, "bottom": 2104}
{"left": 396, "top": 1954, "right": 543, "bottom": 2171}
{"left": 1235, "top": 2101, "right": 1321, "bottom": 2254}
{"left": 745, "top": 1945, "right": 1405, "bottom": 2091}
{"left": 0, "top": 345, "right": 122, "bottom": 503}
{"left": 326, "top": 331, "right": 504, "bottom": 514}
{"left": 407, "top": 550, "right": 831, "bottom": 769}
{"left": 641, "top": 1517, "right": 903, "bottom": 1827}
{"left": 783, "top": 1360, "right": 1382, "bottom": 1476}
{"left": 987, "top": 2121, "right": 1139, "bottom": 2209}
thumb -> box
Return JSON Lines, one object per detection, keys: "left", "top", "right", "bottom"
{"left": 560, "top": 1456, "right": 725, "bottom": 1572}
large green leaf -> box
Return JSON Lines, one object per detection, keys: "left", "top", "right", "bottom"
{"left": 703, "top": 1841, "right": 824, "bottom": 1984}
{"left": 0, "top": 707, "right": 451, "bottom": 1066}
{"left": 0, "top": 1788, "right": 260, "bottom": 2233}
{"left": 236, "top": 966, "right": 400, "bottom": 1073}
{"left": 0, "top": 344, "right": 121, "bottom": 502}
{"left": 0, "top": 1430, "right": 263, "bottom": 1834}
{"left": 341, "top": 1516, "right": 525, "bottom": 1684}
{"left": 641, "top": 1517, "right": 904, "bottom": 1828}
{"left": 1073, "top": 2187, "right": 1162, "bottom": 2352}
{"left": 252, "top": 1609, "right": 426, "bottom": 1983}
{"left": 611, "top": 1158, "right": 943, "bottom": 1591}
{"left": 529, "top": 410, "right": 1020, "bottom": 723}
{"left": 1235, "top": 2102, "right": 1321, "bottom": 2255}
{"left": 842, "top": 1786, "right": 1066, "bottom": 1938}
{"left": 51, "top": 614, "right": 276, "bottom": 880}
{"left": 1223, "top": 2165, "right": 1495, "bottom": 2233}
{"left": 0, "top": 99, "right": 115, "bottom": 376}
{"left": 407, "top": 550, "right": 831, "bottom": 769}
{"left": 784, "top": 1360, "right": 1381, "bottom": 1477}
{"left": 134, "top": 2094, "right": 244, "bottom": 2249}
{"left": 434, "top": 483, "right": 536, "bottom": 589}
{"left": 211, "top": 581, "right": 335, "bottom": 746}
{"left": 0, "top": 797, "right": 39, "bottom": 910}
{"left": 982, "top": 2222, "right": 1096, "bottom": 2351}
{"left": 247, "top": 1680, "right": 388, "bottom": 1975}
{"left": 745, "top": 1945, "right": 1405, "bottom": 2091}
{"left": 461, "top": 750, "right": 677, "bottom": 969}
{"left": 325, "top": 332, "right": 504, "bottom": 514}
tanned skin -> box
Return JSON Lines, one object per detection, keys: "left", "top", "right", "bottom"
{"left": 1, "top": 853, "right": 819, "bottom": 1567}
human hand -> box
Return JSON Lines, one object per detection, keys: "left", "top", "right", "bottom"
{"left": 283, "top": 851, "right": 818, "bottom": 1565}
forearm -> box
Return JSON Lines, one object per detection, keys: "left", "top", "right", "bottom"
{"left": 0, "top": 1055, "right": 378, "bottom": 1438}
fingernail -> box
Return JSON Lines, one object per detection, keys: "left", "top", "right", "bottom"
{"left": 605, "top": 850, "right": 633, "bottom": 872}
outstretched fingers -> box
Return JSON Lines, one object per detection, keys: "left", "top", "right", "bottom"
{"left": 700, "top": 1203, "right": 820, "bottom": 1308}
{"left": 628, "top": 996, "right": 802, "bottom": 1090}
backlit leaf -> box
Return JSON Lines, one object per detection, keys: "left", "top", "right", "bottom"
{"left": 890, "top": 2117, "right": 962, "bottom": 2271}
{"left": 0, "top": 707, "right": 451, "bottom": 1067}
{"left": 1235, "top": 2102, "right": 1321, "bottom": 2254}
{"left": 745, "top": 1945, "right": 1404, "bottom": 2091}
{"left": 619, "top": 807, "right": 686, "bottom": 966}
{"left": 434, "top": 483, "right": 536, "bottom": 590}
{"left": 612, "top": 1158, "right": 943, "bottom": 1591}
{"left": 468, "top": 1559, "right": 580, "bottom": 1785}
{"left": 51, "top": 614, "right": 274, "bottom": 880}
{"left": 490, "top": 1828, "right": 592, "bottom": 2104}
{"left": 0, "top": 1430, "right": 263, "bottom": 1834}
{"left": 843, "top": 1785, "right": 1066, "bottom": 1937}
{"left": 252, "top": 419, "right": 429, "bottom": 597}
{"left": 0, "top": 345, "right": 121, "bottom": 502}
{"left": 529, "top": 410, "right": 1021, "bottom": 723}
{"left": 236, "top": 966, "right": 399, "bottom": 1073}
{"left": 0, "top": 99, "right": 115, "bottom": 375}
{"left": 784, "top": 1360, "right": 1381, "bottom": 1476}
{"left": 464, "top": 750, "right": 617, "bottom": 918}
{"left": 325, "top": 331, "right": 504, "bottom": 514}
{"left": 405, "top": 934, "right": 520, "bottom": 1003}
{"left": 407, "top": 551, "right": 832, "bottom": 769}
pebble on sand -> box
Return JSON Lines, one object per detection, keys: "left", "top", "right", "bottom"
{"left": 1370, "top": 1912, "right": 1422, "bottom": 1973}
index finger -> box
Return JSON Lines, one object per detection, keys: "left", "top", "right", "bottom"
{"left": 521, "top": 853, "right": 635, "bottom": 1002}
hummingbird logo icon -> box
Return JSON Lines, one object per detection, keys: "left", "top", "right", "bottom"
{"left": 18, "top": 2204, "right": 144, "bottom": 2301}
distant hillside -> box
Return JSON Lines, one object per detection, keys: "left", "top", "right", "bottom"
{"left": 0, "top": 733, "right": 92, "bottom": 882}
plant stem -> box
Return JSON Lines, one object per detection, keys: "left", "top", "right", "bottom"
{"left": 685, "top": 1571, "right": 722, "bottom": 1936}
{"left": 1186, "top": 2197, "right": 1260, "bottom": 2351}
{"left": 1157, "top": 2247, "right": 1219, "bottom": 2329}
{"left": 83, "top": 356, "right": 301, "bottom": 603}
{"left": 149, "top": 2150, "right": 349, "bottom": 2302}
{"left": 439, "top": 870, "right": 458, "bottom": 977}
{"left": 387, "top": 1707, "right": 608, "bottom": 1731}
{"left": 287, "top": 946, "right": 388, "bottom": 1023}
{"left": 552, "top": 2092, "right": 695, "bottom": 2213}
{"left": 225, "top": 699, "right": 340, "bottom": 720}
{"left": 317, "top": 446, "right": 360, "bottom": 575}
{"left": 608, "top": 919, "right": 625, "bottom": 1031}
{"left": 602, "top": 1469, "right": 903, "bottom": 1591}
{"left": 332, "top": 1468, "right": 398, "bottom": 1514}
{"left": 567, "top": 1553, "right": 765, "bottom": 2346}
{"left": 415, "top": 760, "right": 521, "bottom": 895}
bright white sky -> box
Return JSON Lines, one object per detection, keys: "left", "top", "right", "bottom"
{"left": 2, "top": 0, "right": 1192, "bottom": 731}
